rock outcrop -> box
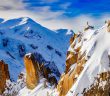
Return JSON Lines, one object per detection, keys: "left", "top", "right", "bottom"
{"left": 24, "top": 53, "right": 58, "bottom": 89}
{"left": 57, "top": 32, "right": 84, "bottom": 96}
{"left": 84, "top": 22, "right": 94, "bottom": 31}
{"left": 24, "top": 53, "right": 39, "bottom": 89}
{"left": 83, "top": 72, "right": 110, "bottom": 96}
{"left": 0, "top": 60, "right": 10, "bottom": 94}
{"left": 69, "top": 34, "right": 77, "bottom": 45}
{"left": 107, "top": 20, "right": 110, "bottom": 32}
{"left": 57, "top": 22, "right": 110, "bottom": 96}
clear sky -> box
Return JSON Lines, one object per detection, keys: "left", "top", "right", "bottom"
{"left": 0, "top": 0, "right": 110, "bottom": 32}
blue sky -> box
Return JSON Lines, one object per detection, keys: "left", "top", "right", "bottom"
{"left": 22, "top": 0, "right": 110, "bottom": 17}
{"left": 0, "top": 0, "right": 110, "bottom": 31}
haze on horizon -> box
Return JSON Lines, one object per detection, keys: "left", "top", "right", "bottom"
{"left": 0, "top": 0, "right": 110, "bottom": 32}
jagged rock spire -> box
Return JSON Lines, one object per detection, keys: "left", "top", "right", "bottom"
{"left": 105, "top": 20, "right": 110, "bottom": 32}
{"left": 84, "top": 22, "right": 94, "bottom": 31}
{"left": 24, "top": 53, "right": 58, "bottom": 90}
{"left": 24, "top": 53, "right": 39, "bottom": 89}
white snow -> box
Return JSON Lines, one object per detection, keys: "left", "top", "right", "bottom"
{"left": 18, "top": 78, "right": 54, "bottom": 96}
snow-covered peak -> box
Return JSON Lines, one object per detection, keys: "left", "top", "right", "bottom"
{"left": 18, "top": 17, "right": 33, "bottom": 25}
{"left": 67, "top": 23, "right": 110, "bottom": 96}
{"left": 0, "top": 17, "right": 73, "bottom": 81}
{"left": 0, "top": 17, "right": 40, "bottom": 29}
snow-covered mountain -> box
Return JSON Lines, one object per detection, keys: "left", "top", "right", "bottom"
{"left": 2, "top": 17, "right": 109, "bottom": 96}
{"left": 67, "top": 22, "right": 110, "bottom": 96}
{"left": 0, "top": 17, "right": 73, "bottom": 81}
{"left": 18, "top": 22, "right": 110, "bottom": 96}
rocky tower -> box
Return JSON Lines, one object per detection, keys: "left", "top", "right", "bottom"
{"left": 57, "top": 32, "right": 84, "bottom": 96}
{"left": 0, "top": 60, "right": 10, "bottom": 94}
{"left": 24, "top": 53, "right": 39, "bottom": 89}
{"left": 24, "top": 53, "right": 58, "bottom": 90}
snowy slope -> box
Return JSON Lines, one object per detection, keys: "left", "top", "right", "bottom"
{"left": 0, "top": 17, "right": 73, "bottom": 81}
{"left": 18, "top": 78, "right": 54, "bottom": 96}
{"left": 67, "top": 23, "right": 110, "bottom": 96}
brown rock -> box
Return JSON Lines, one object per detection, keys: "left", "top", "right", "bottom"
{"left": 40, "top": 63, "right": 49, "bottom": 79}
{"left": 57, "top": 60, "right": 85, "bottom": 96}
{"left": 66, "top": 51, "right": 78, "bottom": 73}
{"left": 70, "top": 34, "right": 77, "bottom": 45}
{"left": 24, "top": 53, "right": 57, "bottom": 89}
{"left": 57, "top": 69, "right": 77, "bottom": 96}
{"left": 57, "top": 32, "right": 87, "bottom": 96}
{"left": 24, "top": 53, "right": 39, "bottom": 89}
{"left": 107, "top": 20, "right": 110, "bottom": 32}
{"left": 83, "top": 72, "right": 110, "bottom": 96}
{"left": 0, "top": 60, "right": 10, "bottom": 94}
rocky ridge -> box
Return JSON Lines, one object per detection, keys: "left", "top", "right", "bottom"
{"left": 53, "top": 21, "right": 110, "bottom": 96}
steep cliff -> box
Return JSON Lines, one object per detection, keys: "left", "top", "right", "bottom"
{"left": 24, "top": 53, "right": 58, "bottom": 89}
{"left": 57, "top": 22, "right": 110, "bottom": 96}
{"left": 57, "top": 32, "right": 83, "bottom": 96}
{"left": 24, "top": 53, "right": 39, "bottom": 89}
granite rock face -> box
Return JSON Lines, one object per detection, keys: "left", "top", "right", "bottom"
{"left": 24, "top": 53, "right": 39, "bottom": 89}
{"left": 24, "top": 53, "right": 58, "bottom": 89}
{"left": 57, "top": 33, "right": 84, "bottom": 96}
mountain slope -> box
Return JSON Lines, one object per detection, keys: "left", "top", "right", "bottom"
{"left": 0, "top": 17, "right": 73, "bottom": 81}
{"left": 18, "top": 22, "right": 110, "bottom": 96}
{"left": 17, "top": 21, "right": 110, "bottom": 96}
{"left": 66, "top": 23, "right": 110, "bottom": 96}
